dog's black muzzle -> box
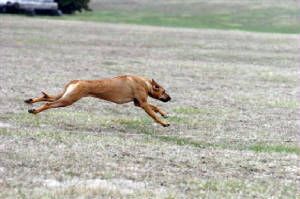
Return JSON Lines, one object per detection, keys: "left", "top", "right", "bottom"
{"left": 160, "top": 96, "right": 171, "bottom": 102}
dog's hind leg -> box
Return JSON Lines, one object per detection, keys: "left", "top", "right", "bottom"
{"left": 24, "top": 80, "right": 78, "bottom": 104}
{"left": 28, "top": 82, "right": 84, "bottom": 114}
{"left": 24, "top": 91, "right": 64, "bottom": 104}
{"left": 28, "top": 98, "right": 77, "bottom": 114}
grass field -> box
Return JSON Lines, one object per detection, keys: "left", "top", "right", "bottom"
{"left": 0, "top": 0, "right": 299, "bottom": 198}
{"left": 62, "top": 0, "right": 300, "bottom": 33}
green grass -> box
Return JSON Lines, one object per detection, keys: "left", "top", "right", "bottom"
{"left": 1, "top": 14, "right": 299, "bottom": 198}
{"left": 158, "top": 135, "right": 210, "bottom": 149}
{"left": 184, "top": 178, "right": 297, "bottom": 198}
{"left": 259, "top": 72, "right": 297, "bottom": 84}
{"left": 114, "top": 117, "right": 151, "bottom": 129}
{"left": 4, "top": 111, "right": 299, "bottom": 155}
{"left": 173, "top": 107, "right": 209, "bottom": 115}
{"left": 249, "top": 144, "right": 300, "bottom": 154}
{"left": 94, "top": 118, "right": 300, "bottom": 154}
{"left": 267, "top": 99, "right": 299, "bottom": 109}
{"left": 61, "top": 8, "right": 300, "bottom": 34}
{"left": 0, "top": 127, "right": 102, "bottom": 144}
{"left": 133, "top": 125, "right": 300, "bottom": 154}
{"left": 234, "top": 96, "right": 299, "bottom": 109}
{"left": 5, "top": 111, "right": 112, "bottom": 131}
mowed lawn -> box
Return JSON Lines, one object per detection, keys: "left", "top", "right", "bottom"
{"left": 63, "top": 0, "right": 300, "bottom": 34}
{"left": 0, "top": 2, "right": 299, "bottom": 198}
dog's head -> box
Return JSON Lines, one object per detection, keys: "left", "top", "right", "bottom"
{"left": 149, "top": 79, "right": 171, "bottom": 102}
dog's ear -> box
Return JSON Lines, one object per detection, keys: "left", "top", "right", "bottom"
{"left": 151, "top": 79, "right": 160, "bottom": 90}
{"left": 151, "top": 79, "right": 159, "bottom": 86}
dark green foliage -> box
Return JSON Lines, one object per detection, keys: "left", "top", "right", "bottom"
{"left": 55, "top": 0, "right": 91, "bottom": 14}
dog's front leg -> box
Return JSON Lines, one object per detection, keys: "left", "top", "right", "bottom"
{"left": 149, "top": 104, "right": 168, "bottom": 118}
{"left": 140, "top": 102, "right": 170, "bottom": 127}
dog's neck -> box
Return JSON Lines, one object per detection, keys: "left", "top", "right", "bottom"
{"left": 145, "top": 80, "right": 151, "bottom": 90}
{"left": 144, "top": 79, "right": 153, "bottom": 97}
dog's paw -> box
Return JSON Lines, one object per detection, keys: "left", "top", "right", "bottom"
{"left": 162, "top": 123, "right": 170, "bottom": 127}
{"left": 24, "top": 99, "right": 33, "bottom": 104}
{"left": 28, "top": 109, "right": 37, "bottom": 114}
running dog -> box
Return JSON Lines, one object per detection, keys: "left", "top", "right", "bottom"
{"left": 24, "top": 75, "right": 171, "bottom": 127}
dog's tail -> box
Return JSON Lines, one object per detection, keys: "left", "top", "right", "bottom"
{"left": 41, "top": 91, "right": 49, "bottom": 99}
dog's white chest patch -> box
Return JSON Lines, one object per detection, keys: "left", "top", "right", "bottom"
{"left": 62, "top": 83, "right": 78, "bottom": 98}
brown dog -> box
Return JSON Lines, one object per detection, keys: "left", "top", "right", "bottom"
{"left": 24, "top": 75, "right": 171, "bottom": 127}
